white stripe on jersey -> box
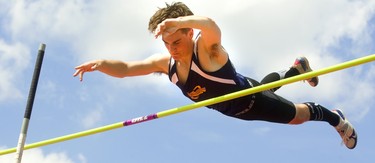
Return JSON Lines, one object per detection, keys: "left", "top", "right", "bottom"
{"left": 191, "top": 62, "right": 236, "bottom": 85}
{"left": 171, "top": 73, "right": 178, "bottom": 84}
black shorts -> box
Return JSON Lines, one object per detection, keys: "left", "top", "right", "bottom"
{"left": 232, "top": 78, "right": 296, "bottom": 124}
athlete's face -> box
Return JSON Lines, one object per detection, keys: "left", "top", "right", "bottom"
{"left": 162, "top": 29, "right": 193, "bottom": 61}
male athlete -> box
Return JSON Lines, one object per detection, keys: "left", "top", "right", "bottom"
{"left": 73, "top": 2, "right": 357, "bottom": 149}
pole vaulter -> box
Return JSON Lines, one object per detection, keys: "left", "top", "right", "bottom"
{"left": 0, "top": 54, "right": 374, "bottom": 156}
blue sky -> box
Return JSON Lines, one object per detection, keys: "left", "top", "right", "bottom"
{"left": 1, "top": 0, "right": 375, "bottom": 162}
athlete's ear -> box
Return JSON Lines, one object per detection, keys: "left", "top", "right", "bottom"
{"left": 188, "top": 28, "right": 194, "bottom": 38}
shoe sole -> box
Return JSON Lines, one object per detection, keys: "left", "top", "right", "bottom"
{"left": 293, "top": 56, "right": 319, "bottom": 87}
{"left": 333, "top": 109, "right": 358, "bottom": 149}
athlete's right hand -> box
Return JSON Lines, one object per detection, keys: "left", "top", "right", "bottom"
{"left": 154, "top": 18, "right": 181, "bottom": 39}
{"left": 73, "top": 61, "right": 100, "bottom": 82}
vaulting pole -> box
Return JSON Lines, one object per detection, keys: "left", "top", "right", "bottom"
{"left": 14, "top": 44, "right": 46, "bottom": 163}
{"left": 1, "top": 54, "right": 374, "bottom": 156}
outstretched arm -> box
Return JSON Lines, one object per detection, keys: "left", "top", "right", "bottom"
{"left": 73, "top": 54, "right": 170, "bottom": 81}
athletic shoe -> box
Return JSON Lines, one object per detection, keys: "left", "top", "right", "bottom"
{"left": 332, "top": 109, "right": 358, "bottom": 149}
{"left": 292, "top": 56, "right": 319, "bottom": 87}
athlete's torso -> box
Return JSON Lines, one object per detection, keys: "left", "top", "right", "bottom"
{"left": 168, "top": 35, "right": 252, "bottom": 114}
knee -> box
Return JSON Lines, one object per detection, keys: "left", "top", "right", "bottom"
{"left": 289, "top": 104, "right": 310, "bottom": 125}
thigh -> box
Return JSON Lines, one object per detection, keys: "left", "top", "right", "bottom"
{"left": 235, "top": 90, "right": 296, "bottom": 124}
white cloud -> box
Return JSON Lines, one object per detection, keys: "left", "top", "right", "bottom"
{"left": 315, "top": 0, "right": 375, "bottom": 56}
{"left": 217, "top": 0, "right": 375, "bottom": 71}
{"left": 6, "top": 0, "right": 90, "bottom": 42}
{"left": 77, "top": 154, "right": 87, "bottom": 163}
{"left": 81, "top": 106, "right": 103, "bottom": 129}
{"left": 0, "top": 40, "right": 30, "bottom": 102}
{"left": 70, "top": 1, "right": 163, "bottom": 61}
{"left": 0, "top": 147, "right": 78, "bottom": 163}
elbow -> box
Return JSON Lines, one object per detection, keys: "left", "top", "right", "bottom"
{"left": 201, "top": 17, "right": 221, "bottom": 36}
{"left": 114, "top": 74, "right": 127, "bottom": 78}
{"left": 205, "top": 17, "right": 219, "bottom": 28}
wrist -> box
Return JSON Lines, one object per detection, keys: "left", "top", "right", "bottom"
{"left": 93, "top": 59, "right": 105, "bottom": 71}
{"left": 176, "top": 17, "right": 184, "bottom": 29}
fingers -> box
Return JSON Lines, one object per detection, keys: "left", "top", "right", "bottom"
{"left": 154, "top": 18, "right": 179, "bottom": 38}
{"left": 154, "top": 20, "right": 167, "bottom": 38}
{"left": 154, "top": 23, "right": 164, "bottom": 38}
{"left": 73, "top": 62, "right": 98, "bottom": 82}
{"left": 154, "top": 26, "right": 177, "bottom": 38}
{"left": 73, "top": 69, "right": 85, "bottom": 82}
{"left": 72, "top": 69, "right": 80, "bottom": 77}
{"left": 79, "top": 70, "right": 84, "bottom": 82}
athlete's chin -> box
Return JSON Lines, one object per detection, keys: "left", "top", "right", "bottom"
{"left": 171, "top": 55, "right": 180, "bottom": 60}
